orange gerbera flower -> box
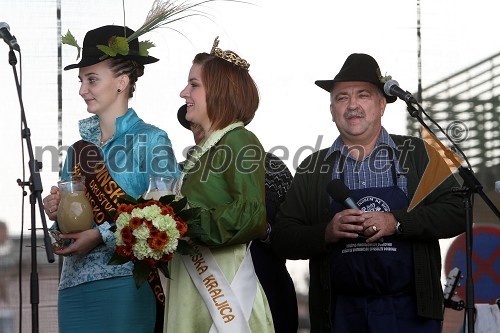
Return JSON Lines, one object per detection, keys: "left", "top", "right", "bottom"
{"left": 117, "top": 244, "right": 133, "bottom": 258}
{"left": 161, "top": 205, "right": 175, "bottom": 216}
{"left": 129, "top": 217, "right": 143, "bottom": 229}
{"left": 120, "top": 226, "right": 136, "bottom": 245}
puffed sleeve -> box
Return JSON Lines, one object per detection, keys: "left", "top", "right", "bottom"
{"left": 183, "top": 128, "right": 266, "bottom": 247}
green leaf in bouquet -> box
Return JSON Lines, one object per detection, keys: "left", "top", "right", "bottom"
{"left": 132, "top": 261, "right": 151, "bottom": 289}
{"left": 169, "top": 196, "right": 188, "bottom": 213}
{"left": 107, "top": 252, "right": 130, "bottom": 266}
{"left": 185, "top": 223, "right": 207, "bottom": 239}
{"left": 158, "top": 194, "right": 177, "bottom": 205}
{"left": 175, "top": 239, "right": 197, "bottom": 256}
{"left": 158, "top": 262, "right": 171, "bottom": 280}
{"left": 109, "top": 224, "right": 117, "bottom": 233}
{"left": 108, "top": 209, "right": 117, "bottom": 221}
{"left": 117, "top": 194, "right": 138, "bottom": 204}
{"left": 177, "top": 207, "right": 201, "bottom": 221}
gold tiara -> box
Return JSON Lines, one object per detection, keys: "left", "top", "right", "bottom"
{"left": 210, "top": 36, "right": 250, "bottom": 70}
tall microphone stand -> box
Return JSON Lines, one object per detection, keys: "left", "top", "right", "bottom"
{"left": 7, "top": 45, "right": 55, "bottom": 333}
{"left": 405, "top": 99, "right": 500, "bottom": 333}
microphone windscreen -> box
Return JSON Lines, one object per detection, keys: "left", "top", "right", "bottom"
{"left": 383, "top": 79, "right": 399, "bottom": 96}
{"left": 327, "top": 179, "right": 351, "bottom": 203}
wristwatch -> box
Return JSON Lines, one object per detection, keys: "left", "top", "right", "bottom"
{"left": 396, "top": 221, "right": 403, "bottom": 235}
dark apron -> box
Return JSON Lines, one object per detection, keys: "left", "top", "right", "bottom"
{"left": 328, "top": 156, "right": 440, "bottom": 333}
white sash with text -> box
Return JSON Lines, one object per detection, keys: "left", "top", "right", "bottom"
{"left": 182, "top": 244, "right": 257, "bottom": 333}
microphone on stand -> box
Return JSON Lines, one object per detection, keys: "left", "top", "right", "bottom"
{"left": 0, "top": 22, "right": 20, "bottom": 51}
{"left": 383, "top": 79, "right": 417, "bottom": 104}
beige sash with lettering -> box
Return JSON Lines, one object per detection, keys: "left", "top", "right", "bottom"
{"left": 182, "top": 244, "right": 257, "bottom": 333}
{"left": 178, "top": 122, "right": 257, "bottom": 332}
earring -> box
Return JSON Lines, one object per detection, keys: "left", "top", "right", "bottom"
{"left": 117, "top": 89, "right": 122, "bottom": 93}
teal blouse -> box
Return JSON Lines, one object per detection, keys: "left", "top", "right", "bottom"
{"left": 57, "top": 108, "right": 180, "bottom": 289}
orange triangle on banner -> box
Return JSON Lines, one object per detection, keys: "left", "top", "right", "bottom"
{"left": 408, "top": 127, "right": 465, "bottom": 211}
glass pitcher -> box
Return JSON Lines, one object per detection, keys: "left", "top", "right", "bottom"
{"left": 56, "top": 175, "right": 94, "bottom": 233}
{"left": 143, "top": 176, "right": 176, "bottom": 200}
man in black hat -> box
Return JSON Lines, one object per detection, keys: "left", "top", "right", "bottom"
{"left": 272, "top": 53, "right": 466, "bottom": 332}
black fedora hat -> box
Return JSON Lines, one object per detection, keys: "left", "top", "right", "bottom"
{"left": 315, "top": 53, "right": 396, "bottom": 103}
{"left": 64, "top": 25, "right": 159, "bottom": 70}
{"left": 177, "top": 104, "right": 190, "bottom": 130}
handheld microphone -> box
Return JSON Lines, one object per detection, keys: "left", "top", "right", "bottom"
{"left": 327, "top": 179, "right": 359, "bottom": 210}
{"left": 326, "top": 179, "right": 384, "bottom": 242}
{"left": 383, "top": 79, "right": 417, "bottom": 104}
{"left": 0, "top": 22, "right": 20, "bottom": 51}
{"left": 327, "top": 179, "right": 367, "bottom": 240}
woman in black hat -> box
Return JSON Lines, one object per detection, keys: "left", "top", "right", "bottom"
{"left": 42, "top": 24, "right": 179, "bottom": 333}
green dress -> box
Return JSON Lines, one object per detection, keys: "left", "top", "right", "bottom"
{"left": 163, "top": 124, "right": 274, "bottom": 332}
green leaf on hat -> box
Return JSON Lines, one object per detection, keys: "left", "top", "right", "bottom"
{"left": 139, "top": 40, "right": 155, "bottom": 57}
{"left": 376, "top": 67, "right": 392, "bottom": 83}
{"left": 96, "top": 45, "right": 118, "bottom": 57}
{"left": 110, "top": 36, "right": 130, "bottom": 55}
{"left": 96, "top": 36, "right": 130, "bottom": 57}
{"left": 61, "top": 30, "right": 81, "bottom": 60}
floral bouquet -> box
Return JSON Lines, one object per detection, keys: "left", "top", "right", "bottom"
{"left": 108, "top": 194, "right": 202, "bottom": 288}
